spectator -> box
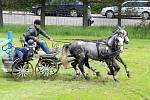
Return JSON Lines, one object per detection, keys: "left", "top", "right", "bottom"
{"left": 87, "top": 5, "right": 94, "bottom": 26}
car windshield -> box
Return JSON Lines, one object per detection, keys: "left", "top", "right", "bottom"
{"left": 139, "top": 2, "right": 150, "bottom": 7}
{"left": 49, "top": 0, "right": 62, "bottom": 5}
{"left": 46, "top": 0, "right": 83, "bottom": 5}
{"left": 122, "top": 1, "right": 150, "bottom": 7}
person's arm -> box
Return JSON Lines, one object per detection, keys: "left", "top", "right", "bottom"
{"left": 39, "top": 29, "right": 51, "bottom": 40}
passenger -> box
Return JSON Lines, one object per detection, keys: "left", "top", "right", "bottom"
{"left": 14, "top": 39, "right": 35, "bottom": 61}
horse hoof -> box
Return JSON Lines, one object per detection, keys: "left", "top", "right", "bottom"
{"left": 107, "top": 71, "right": 113, "bottom": 75}
{"left": 73, "top": 75, "right": 77, "bottom": 79}
{"left": 72, "top": 72, "right": 80, "bottom": 79}
{"left": 73, "top": 76, "right": 76, "bottom": 79}
{"left": 84, "top": 74, "right": 90, "bottom": 80}
{"left": 96, "top": 71, "right": 100, "bottom": 76}
{"left": 114, "top": 79, "right": 120, "bottom": 83}
{"left": 76, "top": 72, "right": 80, "bottom": 76}
{"left": 127, "top": 72, "right": 131, "bottom": 78}
{"left": 85, "top": 76, "right": 90, "bottom": 80}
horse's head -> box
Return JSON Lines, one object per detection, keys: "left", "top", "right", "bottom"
{"left": 108, "top": 29, "right": 126, "bottom": 52}
{"left": 113, "top": 34, "right": 124, "bottom": 51}
{"left": 114, "top": 26, "right": 129, "bottom": 44}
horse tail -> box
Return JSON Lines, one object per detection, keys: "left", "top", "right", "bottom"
{"left": 61, "top": 44, "right": 70, "bottom": 69}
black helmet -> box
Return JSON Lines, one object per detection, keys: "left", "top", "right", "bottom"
{"left": 34, "top": 19, "right": 41, "bottom": 25}
{"left": 28, "top": 39, "right": 34, "bottom": 46}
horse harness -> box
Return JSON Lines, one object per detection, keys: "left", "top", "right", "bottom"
{"left": 96, "top": 41, "right": 120, "bottom": 61}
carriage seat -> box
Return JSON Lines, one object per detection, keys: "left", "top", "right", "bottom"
{"left": 39, "top": 53, "right": 56, "bottom": 59}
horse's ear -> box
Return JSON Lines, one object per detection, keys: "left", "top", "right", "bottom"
{"left": 118, "top": 26, "right": 121, "bottom": 29}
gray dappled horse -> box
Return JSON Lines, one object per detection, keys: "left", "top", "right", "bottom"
{"left": 61, "top": 27, "right": 130, "bottom": 82}
{"left": 110, "top": 27, "right": 130, "bottom": 78}
{"left": 100, "top": 27, "right": 130, "bottom": 78}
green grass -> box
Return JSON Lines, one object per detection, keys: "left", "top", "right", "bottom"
{"left": 0, "top": 26, "right": 150, "bottom": 100}
{"left": 1, "top": 25, "right": 150, "bottom": 39}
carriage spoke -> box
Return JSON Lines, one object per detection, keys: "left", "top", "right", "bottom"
{"left": 35, "top": 58, "right": 59, "bottom": 79}
{"left": 12, "top": 60, "right": 33, "bottom": 81}
{"left": 14, "top": 72, "right": 22, "bottom": 80}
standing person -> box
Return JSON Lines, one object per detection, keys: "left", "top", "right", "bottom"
{"left": 24, "top": 19, "right": 54, "bottom": 54}
{"left": 87, "top": 5, "right": 94, "bottom": 26}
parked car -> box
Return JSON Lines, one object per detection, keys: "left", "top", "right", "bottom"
{"left": 32, "top": 0, "right": 83, "bottom": 17}
{"left": 101, "top": 0, "right": 150, "bottom": 19}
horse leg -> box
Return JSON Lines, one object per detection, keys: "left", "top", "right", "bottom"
{"left": 116, "top": 55, "right": 131, "bottom": 78}
{"left": 84, "top": 57, "right": 100, "bottom": 76}
{"left": 112, "top": 58, "right": 120, "bottom": 75}
{"left": 105, "top": 59, "right": 119, "bottom": 82}
{"left": 78, "top": 58, "right": 90, "bottom": 80}
{"left": 111, "top": 59, "right": 121, "bottom": 79}
{"left": 107, "top": 58, "right": 120, "bottom": 75}
{"left": 71, "top": 60, "right": 80, "bottom": 79}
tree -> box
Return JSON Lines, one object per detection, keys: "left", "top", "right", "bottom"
{"left": 113, "top": 0, "right": 124, "bottom": 26}
{"left": 0, "top": 0, "right": 3, "bottom": 26}
{"left": 81, "top": 0, "right": 92, "bottom": 27}
{"left": 82, "top": 1, "right": 89, "bottom": 27}
{"left": 40, "top": 0, "right": 46, "bottom": 28}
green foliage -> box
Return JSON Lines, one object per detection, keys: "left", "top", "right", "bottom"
{"left": 2, "top": 0, "right": 40, "bottom": 11}
{"left": 91, "top": 3, "right": 107, "bottom": 13}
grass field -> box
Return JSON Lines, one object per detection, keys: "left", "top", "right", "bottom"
{"left": 0, "top": 26, "right": 150, "bottom": 100}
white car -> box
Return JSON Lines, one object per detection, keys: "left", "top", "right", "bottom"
{"left": 101, "top": 0, "right": 150, "bottom": 19}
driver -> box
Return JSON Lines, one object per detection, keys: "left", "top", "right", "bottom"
{"left": 24, "top": 19, "right": 54, "bottom": 54}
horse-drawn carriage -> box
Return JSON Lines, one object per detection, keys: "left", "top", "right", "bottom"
{"left": 2, "top": 37, "right": 62, "bottom": 81}
{"left": 1, "top": 26, "right": 131, "bottom": 82}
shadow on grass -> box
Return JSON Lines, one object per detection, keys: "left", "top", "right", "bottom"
{"left": 34, "top": 71, "right": 115, "bottom": 85}
{"left": 0, "top": 69, "right": 114, "bottom": 85}
{"left": 0, "top": 71, "right": 14, "bottom": 81}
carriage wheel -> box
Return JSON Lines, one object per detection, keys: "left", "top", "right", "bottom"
{"left": 11, "top": 59, "right": 34, "bottom": 81}
{"left": 35, "top": 58, "right": 60, "bottom": 80}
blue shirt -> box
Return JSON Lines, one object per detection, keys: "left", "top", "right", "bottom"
{"left": 16, "top": 46, "right": 35, "bottom": 60}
